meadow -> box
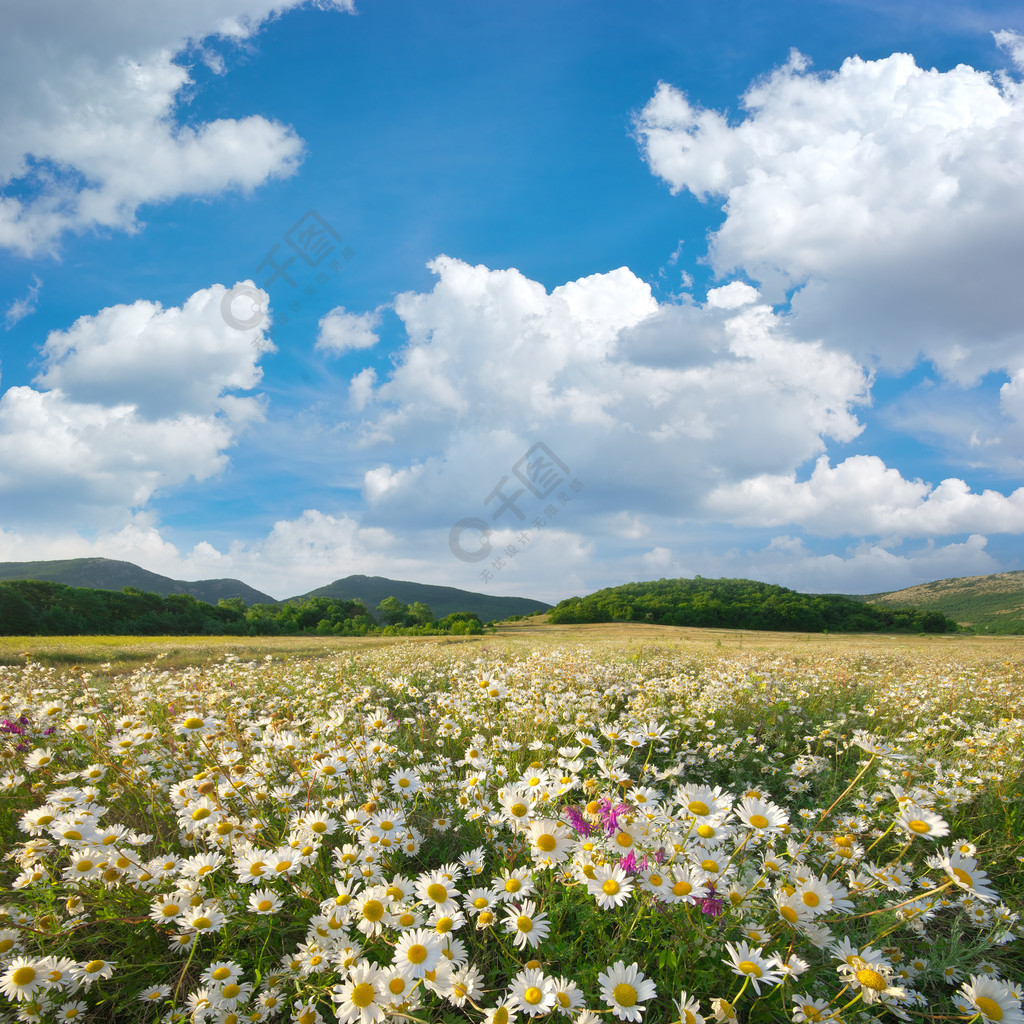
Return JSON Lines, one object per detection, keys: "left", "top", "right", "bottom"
{"left": 0, "top": 625, "right": 1022, "bottom": 1023}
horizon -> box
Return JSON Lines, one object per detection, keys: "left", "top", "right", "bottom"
{"left": 3, "top": 1, "right": 1024, "bottom": 604}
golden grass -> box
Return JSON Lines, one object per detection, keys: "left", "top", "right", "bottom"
{"left": 3, "top": 619, "right": 1024, "bottom": 673}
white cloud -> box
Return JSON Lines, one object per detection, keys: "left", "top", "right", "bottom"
{"left": 635, "top": 47, "right": 1024, "bottom": 382}
{"left": 0, "top": 282, "right": 271, "bottom": 529}
{"left": 707, "top": 454, "right": 1024, "bottom": 537}
{"left": 4, "top": 275, "right": 42, "bottom": 329}
{"left": 317, "top": 306, "right": 381, "bottom": 354}
{"left": 995, "top": 29, "right": 1024, "bottom": 70}
{"left": 347, "top": 257, "right": 868, "bottom": 529}
{"left": 0, "top": 0, "right": 353, "bottom": 256}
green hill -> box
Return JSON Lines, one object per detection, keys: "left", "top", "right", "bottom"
{"left": 295, "top": 574, "right": 550, "bottom": 622}
{"left": 0, "top": 558, "right": 277, "bottom": 606}
{"left": 862, "top": 571, "right": 1024, "bottom": 633}
{"left": 549, "top": 576, "right": 955, "bottom": 633}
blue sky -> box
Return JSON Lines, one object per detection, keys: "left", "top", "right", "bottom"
{"left": 2, "top": 0, "right": 1024, "bottom": 602}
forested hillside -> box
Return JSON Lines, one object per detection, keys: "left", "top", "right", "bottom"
{"left": 549, "top": 577, "right": 956, "bottom": 633}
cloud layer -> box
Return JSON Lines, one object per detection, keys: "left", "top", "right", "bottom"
{"left": 0, "top": 0, "right": 353, "bottom": 255}
{"left": 0, "top": 283, "right": 270, "bottom": 528}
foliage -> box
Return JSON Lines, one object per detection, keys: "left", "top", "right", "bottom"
{"left": 0, "top": 581, "right": 484, "bottom": 638}
{"left": 549, "top": 576, "right": 957, "bottom": 633}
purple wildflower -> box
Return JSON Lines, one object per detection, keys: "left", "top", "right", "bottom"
{"left": 563, "top": 806, "right": 592, "bottom": 837}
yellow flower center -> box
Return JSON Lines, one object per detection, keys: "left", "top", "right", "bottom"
{"left": 737, "top": 960, "right": 761, "bottom": 978}
{"left": 505, "top": 878, "right": 521, "bottom": 892}
{"left": 351, "top": 984, "right": 375, "bottom": 1008}
{"left": 436, "top": 916, "right": 453, "bottom": 934}
{"left": 494, "top": 1009, "right": 509, "bottom": 1024}
{"left": 802, "top": 891, "right": 820, "bottom": 907}
{"left": 749, "top": 813, "right": 769, "bottom": 829}
{"left": 389, "top": 978, "right": 407, "bottom": 995}
{"left": 426, "top": 883, "right": 447, "bottom": 903}
{"left": 257, "top": 899, "right": 273, "bottom": 912}
{"left": 407, "top": 944, "right": 427, "bottom": 964}
{"left": 672, "top": 880, "right": 692, "bottom": 896}
{"left": 84, "top": 960, "right": 105, "bottom": 974}
{"left": 362, "top": 900, "right": 384, "bottom": 921}
{"left": 856, "top": 968, "right": 887, "bottom": 991}
{"left": 908, "top": 820, "right": 930, "bottom": 834}
{"left": 536, "top": 834, "right": 557, "bottom": 852}
{"left": 517, "top": 916, "right": 533, "bottom": 932}
{"left": 510, "top": 803, "right": 527, "bottom": 817}
{"left": 212, "top": 967, "right": 231, "bottom": 981}
{"left": 615, "top": 832, "right": 633, "bottom": 848}
{"left": 780, "top": 905, "right": 798, "bottom": 923}
{"left": 183, "top": 717, "right": 204, "bottom": 729}
{"left": 602, "top": 879, "right": 620, "bottom": 896}
{"left": 696, "top": 824, "right": 715, "bottom": 838}
{"left": 11, "top": 966, "right": 35, "bottom": 986}
{"left": 474, "top": 897, "right": 489, "bottom": 908}
{"left": 974, "top": 997, "right": 1003, "bottom": 1021}
{"left": 613, "top": 983, "right": 638, "bottom": 1007}
{"left": 701, "top": 859, "right": 719, "bottom": 872}
{"left": 222, "top": 984, "right": 240, "bottom": 999}
{"left": 524, "top": 987, "right": 543, "bottom": 1005}
{"left": 688, "top": 800, "right": 709, "bottom": 816}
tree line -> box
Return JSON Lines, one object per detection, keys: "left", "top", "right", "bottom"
{"left": 0, "top": 580, "right": 487, "bottom": 636}
{"left": 547, "top": 577, "right": 956, "bottom": 633}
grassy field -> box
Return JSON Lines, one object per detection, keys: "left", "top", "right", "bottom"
{"left": 0, "top": 623, "right": 1021, "bottom": 1022}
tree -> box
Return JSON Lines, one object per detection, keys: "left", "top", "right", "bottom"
{"left": 375, "top": 596, "right": 409, "bottom": 626}
{"left": 407, "top": 602, "right": 434, "bottom": 626}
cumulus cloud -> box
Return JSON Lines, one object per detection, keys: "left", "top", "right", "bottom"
{"left": 635, "top": 46, "right": 1024, "bottom": 382}
{"left": 0, "top": 282, "right": 271, "bottom": 529}
{"left": 707, "top": 454, "right": 1024, "bottom": 537}
{"left": 317, "top": 306, "right": 381, "bottom": 354}
{"left": 347, "top": 256, "right": 868, "bottom": 529}
{"left": 0, "top": 0, "right": 353, "bottom": 256}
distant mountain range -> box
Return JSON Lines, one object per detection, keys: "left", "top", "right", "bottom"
{"left": 3, "top": 557, "right": 1022, "bottom": 633}
{"left": 299, "top": 575, "right": 549, "bottom": 622}
{"left": 0, "top": 559, "right": 551, "bottom": 623}
{"left": 861, "top": 570, "right": 1024, "bottom": 633}
{"left": 0, "top": 558, "right": 277, "bottom": 606}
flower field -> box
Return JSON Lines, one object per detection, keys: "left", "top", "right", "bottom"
{"left": 1, "top": 637, "right": 1022, "bottom": 1023}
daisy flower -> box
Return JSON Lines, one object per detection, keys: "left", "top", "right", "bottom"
{"left": 509, "top": 967, "right": 556, "bottom": 1017}
{"left": 392, "top": 928, "right": 443, "bottom": 979}
{"left": 737, "top": 796, "right": 788, "bottom": 835}
{"left": 248, "top": 888, "right": 283, "bottom": 915}
{"left": 587, "top": 864, "right": 634, "bottom": 910}
{"left": 959, "top": 976, "right": 1024, "bottom": 1024}
{"left": 896, "top": 805, "right": 949, "bottom": 840}
{"left": 333, "top": 963, "right": 387, "bottom": 1024}
{"left": 597, "top": 961, "right": 656, "bottom": 1022}
{"left": 550, "top": 976, "right": 584, "bottom": 1015}
{"left": 503, "top": 899, "right": 551, "bottom": 949}
{"left": 675, "top": 990, "right": 706, "bottom": 1024}
{"left": 939, "top": 848, "right": 999, "bottom": 902}
{"left": 0, "top": 957, "right": 46, "bottom": 1002}
{"left": 415, "top": 870, "right": 461, "bottom": 917}
{"left": 723, "top": 942, "right": 783, "bottom": 994}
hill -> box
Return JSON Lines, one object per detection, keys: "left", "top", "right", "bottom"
{"left": 295, "top": 574, "right": 550, "bottom": 622}
{"left": 863, "top": 570, "right": 1024, "bottom": 633}
{"left": 0, "top": 558, "right": 277, "bottom": 607}
{"left": 549, "top": 576, "right": 955, "bottom": 633}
